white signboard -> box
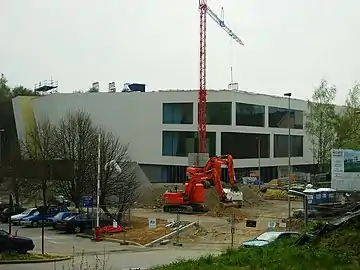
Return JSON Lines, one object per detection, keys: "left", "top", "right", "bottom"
{"left": 331, "top": 149, "right": 360, "bottom": 191}
{"left": 148, "top": 218, "right": 157, "bottom": 229}
{"left": 267, "top": 221, "right": 276, "bottom": 228}
{"left": 278, "top": 222, "right": 287, "bottom": 228}
{"left": 113, "top": 220, "right": 118, "bottom": 228}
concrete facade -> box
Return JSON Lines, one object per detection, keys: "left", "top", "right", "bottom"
{"left": 11, "top": 89, "right": 314, "bottom": 182}
{"left": 12, "top": 90, "right": 310, "bottom": 163}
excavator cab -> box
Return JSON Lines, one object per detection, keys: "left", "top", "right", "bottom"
{"left": 163, "top": 164, "right": 243, "bottom": 213}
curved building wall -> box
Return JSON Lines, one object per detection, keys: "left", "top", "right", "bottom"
{"left": 12, "top": 90, "right": 313, "bottom": 169}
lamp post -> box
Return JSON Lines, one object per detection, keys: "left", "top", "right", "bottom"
{"left": 95, "top": 131, "right": 123, "bottom": 242}
{"left": 257, "top": 136, "right": 261, "bottom": 188}
{"left": 95, "top": 133, "right": 101, "bottom": 241}
{"left": 284, "top": 92, "right": 292, "bottom": 220}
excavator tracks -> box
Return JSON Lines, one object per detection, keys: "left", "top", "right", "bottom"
{"left": 163, "top": 204, "right": 209, "bottom": 214}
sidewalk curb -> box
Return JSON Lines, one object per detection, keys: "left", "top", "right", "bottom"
{"left": 76, "top": 233, "right": 145, "bottom": 247}
{"left": 0, "top": 255, "right": 71, "bottom": 265}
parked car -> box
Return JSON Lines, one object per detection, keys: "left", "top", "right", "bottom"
{"left": 48, "top": 195, "right": 71, "bottom": 207}
{"left": 0, "top": 203, "right": 10, "bottom": 212}
{"left": 56, "top": 213, "right": 112, "bottom": 233}
{"left": 11, "top": 208, "right": 37, "bottom": 225}
{"left": 0, "top": 229, "right": 35, "bottom": 253}
{"left": 20, "top": 206, "right": 69, "bottom": 227}
{"left": 242, "top": 231, "right": 300, "bottom": 247}
{"left": 47, "top": 211, "right": 78, "bottom": 229}
{"left": 0, "top": 207, "right": 26, "bottom": 223}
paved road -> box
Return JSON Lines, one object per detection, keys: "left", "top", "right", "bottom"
{"left": 0, "top": 222, "right": 224, "bottom": 269}
{"left": 0, "top": 248, "right": 220, "bottom": 270}
{"left": 0, "top": 223, "right": 132, "bottom": 255}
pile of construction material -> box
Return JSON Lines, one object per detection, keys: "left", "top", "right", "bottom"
{"left": 203, "top": 187, "right": 248, "bottom": 221}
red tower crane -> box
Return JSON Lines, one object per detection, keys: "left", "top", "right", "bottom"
{"left": 198, "top": 1, "right": 244, "bottom": 155}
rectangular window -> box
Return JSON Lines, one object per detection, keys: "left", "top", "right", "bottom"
{"left": 236, "top": 102, "right": 265, "bottom": 127}
{"left": 162, "top": 103, "right": 193, "bottom": 124}
{"left": 268, "top": 106, "right": 303, "bottom": 129}
{"left": 274, "top": 134, "right": 304, "bottom": 157}
{"left": 206, "top": 102, "right": 232, "bottom": 125}
{"left": 221, "top": 132, "right": 270, "bottom": 159}
{"left": 162, "top": 131, "right": 216, "bottom": 157}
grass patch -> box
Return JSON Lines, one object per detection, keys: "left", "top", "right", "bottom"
{"left": 153, "top": 242, "right": 359, "bottom": 270}
{"left": 0, "top": 252, "right": 63, "bottom": 261}
{"left": 152, "top": 222, "right": 360, "bottom": 270}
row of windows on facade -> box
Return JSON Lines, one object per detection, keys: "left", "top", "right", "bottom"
{"left": 162, "top": 131, "right": 303, "bottom": 159}
{"left": 160, "top": 165, "right": 279, "bottom": 183}
{"left": 162, "top": 102, "right": 304, "bottom": 129}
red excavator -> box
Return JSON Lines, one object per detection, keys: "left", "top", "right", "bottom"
{"left": 163, "top": 155, "right": 242, "bottom": 213}
{"left": 186, "top": 154, "right": 238, "bottom": 191}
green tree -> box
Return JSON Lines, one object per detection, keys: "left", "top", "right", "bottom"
{"left": 305, "top": 79, "right": 337, "bottom": 173}
{"left": 335, "top": 83, "right": 360, "bottom": 149}
{"left": 0, "top": 74, "right": 11, "bottom": 99}
{"left": 11, "top": 85, "right": 37, "bottom": 98}
{"left": 0, "top": 73, "right": 37, "bottom": 99}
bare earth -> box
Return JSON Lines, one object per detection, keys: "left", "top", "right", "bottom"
{"left": 131, "top": 199, "right": 302, "bottom": 247}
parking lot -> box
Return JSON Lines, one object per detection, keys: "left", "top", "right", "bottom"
{"left": 0, "top": 222, "right": 221, "bottom": 270}
{"left": 0, "top": 222, "right": 131, "bottom": 255}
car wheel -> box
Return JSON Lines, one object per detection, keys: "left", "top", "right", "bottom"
{"left": 74, "top": 226, "right": 81, "bottom": 234}
{"left": 31, "top": 221, "right": 39, "bottom": 227}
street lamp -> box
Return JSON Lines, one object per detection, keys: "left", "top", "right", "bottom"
{"left": 96, "top": 134, "right": 101, "bottom": 241}
{"left": 95, "top": 132, "right": 122, "bottom": 241}
{"left": 284, "top": 92, "right": 292, "bottom": 220}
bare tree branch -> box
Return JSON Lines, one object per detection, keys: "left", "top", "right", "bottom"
{"left": 20, "top": 119, "right": 57, "bottom": 206}
{"left": 97, "top": 130, "right": 139, "bottom": 222}
{"left": 52, "top": 111, "right": 97, "bottom": 207}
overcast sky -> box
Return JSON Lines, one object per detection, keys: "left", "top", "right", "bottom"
{"left": 1, "top": 0, "right": 359, "bottom": 103}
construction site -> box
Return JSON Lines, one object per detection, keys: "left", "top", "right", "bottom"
{"left": 1, "top": 0, "right": 360, "bottom": 268}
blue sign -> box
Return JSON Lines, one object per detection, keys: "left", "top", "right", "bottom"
{"left": 82, "top": 196, "right": 94, "bottom": 208}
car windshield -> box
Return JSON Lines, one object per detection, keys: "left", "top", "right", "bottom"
{"left": 21, "top": 209, "right": 33, "bottom": 215}
{"left": 53, "top": 212, "right": 63, "bottom": 218}
{"left": 255, "top": 232, "right": 283, "bottom": 242}
{"left": 0, "top": 230, "right": 9, "bottom": 237}
{"left": 64, "top": 215, "right": 76, "bottom": 221}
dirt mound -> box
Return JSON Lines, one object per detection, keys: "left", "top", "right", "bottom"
{"left": 135, "top": 184, "right": 182, "bottom": 209}
{"left": 240, "top": 185, "right": 265, "bottom": 206}
{"left": 203, "top": 187, "right": 248, "bottom": 221}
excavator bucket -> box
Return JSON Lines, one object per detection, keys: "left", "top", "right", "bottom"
{"left": 223, "top": 188, "right": 243, "bottom": 208}
{"left": 221, "top": 200, "right": 241, "bottom": 208}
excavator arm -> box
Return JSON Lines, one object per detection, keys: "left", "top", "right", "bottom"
{"left": 184, "top": 168, "right": 226, "bottom": 202}
{"left": 187, "top": 154, "right": 238, "bottom": 191}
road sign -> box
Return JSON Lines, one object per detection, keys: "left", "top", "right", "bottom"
{"left": 268, "top": 221, "right": 276, "bottom": 229}
{"left": 82, "top": 196, "right": 94, "bottom": 208}
{"left": 148, "top": 218, "right": 156, "bottom": 229}
{"left": 245, "top": 220, "right": 257, "bottom": 228}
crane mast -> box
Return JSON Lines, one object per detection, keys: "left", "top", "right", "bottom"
{"left": 198, "top": 1, "right": 207, "bottom": 155}
{"left": 198, "top": 0, "right": 244, "bottom": 156}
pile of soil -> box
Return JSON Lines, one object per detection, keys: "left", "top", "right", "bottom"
{"left": 135, "top": 184, "right": 183, "bottom": 209}
{"left": 203, "top": 187, "right": 248, "bottom": 221}
{"left": 135, "top": 186, "right": 167, "bottom": 209}
{"left": 106, "top": 216, "right": 170, "bottom": 245}
{"left": 240, "top": 185, "right": 265, "bottom": 207}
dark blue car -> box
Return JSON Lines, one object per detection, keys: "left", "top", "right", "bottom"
{"left": 20, "top": 206, "right": 69, "bottom": 227}
{"left": 47, "top": 212, "right": 78, "bottom": 229}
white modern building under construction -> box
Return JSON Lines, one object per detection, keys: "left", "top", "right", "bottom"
{"left": 10, "top": 88, "right": 314, "bottom": 183}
